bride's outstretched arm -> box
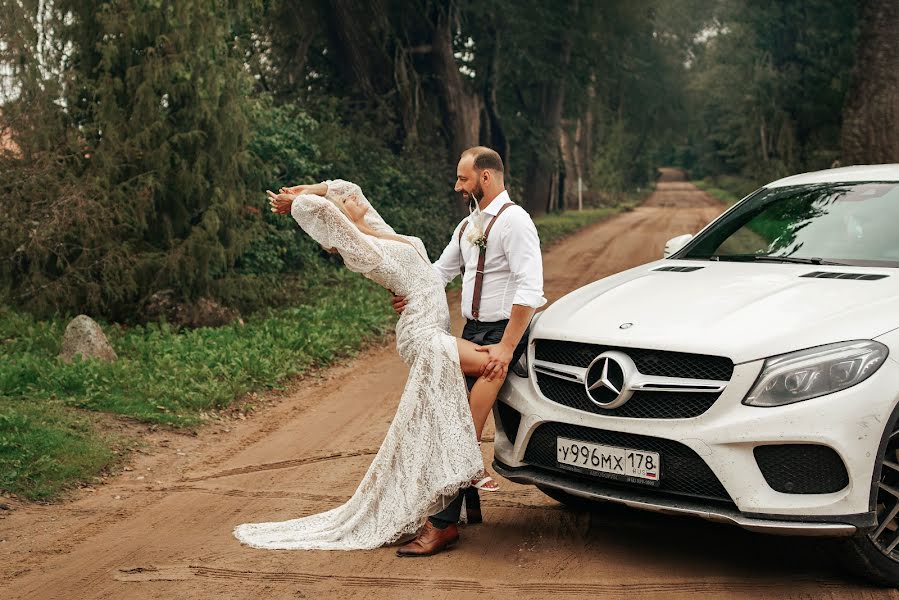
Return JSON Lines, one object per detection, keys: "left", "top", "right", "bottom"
{"left": 268, "top": 190, "right": 385, "bottom": 274}
{"left": 279, "top": 182, "right": 328, "bottom": 196}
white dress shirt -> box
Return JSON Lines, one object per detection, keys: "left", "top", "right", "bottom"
{"left": 433, "top": 190, "right": 547, "bottom": 322}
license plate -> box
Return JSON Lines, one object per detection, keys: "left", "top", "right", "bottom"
{"left": 556, "top": 437, "right": 660, "bottom": 485}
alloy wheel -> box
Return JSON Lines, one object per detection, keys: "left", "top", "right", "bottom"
{"left": 868, "top": 427, "right": 899, "bottom": 559}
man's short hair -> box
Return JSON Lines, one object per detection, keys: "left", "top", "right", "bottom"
{"left": 462, "top": 146, "right": 504, "bottom": 174}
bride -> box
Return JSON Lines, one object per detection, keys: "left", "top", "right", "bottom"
{"left": 233, "top": 179, "right": 498, "bottom": 552}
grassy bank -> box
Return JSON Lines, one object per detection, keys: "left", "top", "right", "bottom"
{"left": 536, "top": 207, "right": 624, "bottom": 247}
{"left": 694, "top": 175, "right": 760, "bottom": 205}
{"left": 1, "top": 269, "right": 395, "bottom": 499}
{"left": 1, "top": 204, "right": 627, "bottom": 501}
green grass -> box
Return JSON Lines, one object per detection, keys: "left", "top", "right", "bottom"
{"left": 1, "top": 270, "right": 395, "bottom": 427}
{"left": 0, "top": 202, "right": 628, "bottom": 501}
{"left": 694, "top": 175, "right": 761, "bottom": 205}
{"left": 535, "top": 207, "right": 623, "bottom": 247}
{"left": 0, "top": 400, "right": 118, "bottom": 500}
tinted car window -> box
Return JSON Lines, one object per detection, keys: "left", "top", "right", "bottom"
{"left": 680, "top": 182, "right": 899, "bottom": 267}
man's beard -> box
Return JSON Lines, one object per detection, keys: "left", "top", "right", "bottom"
{"left": 464, "top": 182, "right": 485, "bottom": 212}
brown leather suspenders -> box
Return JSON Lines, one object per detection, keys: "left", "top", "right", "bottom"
{"left": 457, "top": 202, "right": 515, "bottom": 320}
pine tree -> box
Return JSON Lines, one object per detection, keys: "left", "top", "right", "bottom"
{"left": 1, "top": 0, "right": 260, "bottom": 319}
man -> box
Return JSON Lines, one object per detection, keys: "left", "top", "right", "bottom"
{"left": 394, "top": 146, "right": 546, "bottom": 557}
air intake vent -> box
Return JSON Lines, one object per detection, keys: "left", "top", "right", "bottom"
{"left": 801, "top": 271, "right": 888, "bottom": 281}
{"left": 754, "top": 444, "right": 849, "bottom": 494}
{"left": 653, "top": 266, "right": 704, "bottom": 273}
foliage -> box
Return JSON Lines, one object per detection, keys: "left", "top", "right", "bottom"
{"left": 0, "top": 0, "right": 869, "bottom": 321}
{"left": 680, "top": 0, "right": 858, "bottom": 180}
{"left": 0, "top": 272, "right": 394, "bottom": 428}
{"left": 694, "top": 175, "right": 761, "bottom": 205}
{"left": 0, "top": 0, "right": 262, "bottom": 320}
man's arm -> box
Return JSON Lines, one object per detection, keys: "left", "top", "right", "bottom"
{"left": 477, "top": 303, "right": 535, "bottom": 381}
{"left": 392, "top": 221, "right": 464, "bottom": 315}
{"left": 477, "top": 210, "right": 546, "bottom": 381}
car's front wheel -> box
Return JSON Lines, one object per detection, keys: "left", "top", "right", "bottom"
{"left": 842, "top": 411, "right": 899, "bottom": 586}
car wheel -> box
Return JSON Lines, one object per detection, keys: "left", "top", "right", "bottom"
{"left": 842, "top": 415, "right": 899, "bottom": 586}
{"left": 537, "top": 485, "right": 604, "bottom": 511}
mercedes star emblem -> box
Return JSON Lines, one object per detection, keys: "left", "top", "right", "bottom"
{"left": 584, "top": 351, "right": 637, "bottom": 409}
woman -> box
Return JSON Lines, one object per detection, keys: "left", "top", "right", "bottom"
{"left": 233, "top": 180, "right": 499, "bottom": 550}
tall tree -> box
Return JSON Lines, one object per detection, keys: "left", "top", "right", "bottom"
{"left": 1, "top": 0, "right": 260, "bottom": 318}
{"left": 841, "top": 0, "right": 899, "bottom": 164}
{"left": 682, "top": 0, "right": 857, "bottom": 179}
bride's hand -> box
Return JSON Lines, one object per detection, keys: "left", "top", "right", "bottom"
{"left": 267, "top": 190, "right": 294, "bottom": 215}
{"left": 279, "top": 184, "right": 308, "bottom": 195}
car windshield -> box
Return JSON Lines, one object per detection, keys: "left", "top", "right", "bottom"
{"left": 679, "top": 182, "right": 899, "bottom": 268}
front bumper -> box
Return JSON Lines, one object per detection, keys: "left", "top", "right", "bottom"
{"left": 493, "top": 461, "right": 867, "bottom": 536}
{"left": 493, "top": 346, "right": 899, "bottom": 535}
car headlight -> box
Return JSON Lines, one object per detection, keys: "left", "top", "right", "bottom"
{"left": 743, "top": 340, "right": 888, "bottom": 407}
{"left": 510, "top": 312, "right": 543, "bottom": 378}
{"left": 511, "top": 347, "right": 529, "bottom": 378}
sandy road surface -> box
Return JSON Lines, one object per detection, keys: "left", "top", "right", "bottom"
{"left": 3, "top": 173, "right": 897, "bottom": 599}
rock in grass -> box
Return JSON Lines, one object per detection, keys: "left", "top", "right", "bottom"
{"left": 59, "top": 315, "right": 118, "bottom": 364}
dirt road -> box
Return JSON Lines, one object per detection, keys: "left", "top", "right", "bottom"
{"left": 3, "top": 173, "right": 896, "bottom": 599}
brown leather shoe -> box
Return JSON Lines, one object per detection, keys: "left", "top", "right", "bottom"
{"left": 396, "top": 522, "right": 459, "bottom": 557}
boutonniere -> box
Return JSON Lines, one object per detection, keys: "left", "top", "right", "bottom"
{"left": 465, "top": 206, "right": 487, "bottom": 249}
{"left": 468, "top": 231, "right": 488, "bottom": 249}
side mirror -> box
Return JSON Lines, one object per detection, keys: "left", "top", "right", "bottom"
{"left": 663, "top": 234, "right": 693, "bottom": 258}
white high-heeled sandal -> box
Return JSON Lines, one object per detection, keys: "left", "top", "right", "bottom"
{"left": 470, "top": 441, "right": 500, "bottom": 491}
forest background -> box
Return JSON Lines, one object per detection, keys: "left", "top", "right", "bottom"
{"left": 0, "top": 0, "right": 897, "bottom": 499}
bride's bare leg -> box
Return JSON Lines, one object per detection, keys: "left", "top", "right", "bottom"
{"left": 456, "top": 338, "right": 507, "bottom": 441}
{"left": 457, "top": 337, "right": 505, "bottom": 492}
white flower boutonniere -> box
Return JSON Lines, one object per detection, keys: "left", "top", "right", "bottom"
{"left": 465, "top": 207, "right": 487, "bottom": 249}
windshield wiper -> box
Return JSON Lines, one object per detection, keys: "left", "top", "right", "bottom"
{"left": 704, "top": 254, "right": 847, "bottom": 266}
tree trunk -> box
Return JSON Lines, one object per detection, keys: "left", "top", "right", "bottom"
{"left": 480, "top": 25, "right": 510, "bottom": 175}
{"left": 559, "top": 118, "right": 583, "bottom": 210}
{"left": 431, "top": 10, "right": 482, "bottom": 163}
{"left": 584, "top": 75, "right": 595, "bottom": 183}
{"left": 520, "top": 41, "right": 571, "bottom": 217}
{"left": 322, "top": 0, "right": 401, "bottom": 99}
{"left": 841, "top": 0, "right": 899, "bottom": 164}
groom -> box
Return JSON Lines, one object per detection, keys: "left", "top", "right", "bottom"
{"left": 394, "top": 146, "right": 546, "bottom": 557}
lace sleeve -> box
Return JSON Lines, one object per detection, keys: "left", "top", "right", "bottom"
{"left": 411, "top": 237, "right": 429, "bottom": 262}
{"left": 325, "top": 179, "right": 396, "bottom": 235}
{"left": 290, "top": 194, "right": 384, "bottom": 274}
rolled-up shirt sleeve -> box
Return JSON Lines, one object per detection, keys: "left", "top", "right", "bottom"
{"left": 432, "top": 220, "right": 465, "bottom": 287}
{"left": 502, "top": 210, "right": 547, "bottom": 309}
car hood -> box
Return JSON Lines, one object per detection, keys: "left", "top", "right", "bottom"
{"left": 535, "top": 261, "right": 899, "bottom": 364}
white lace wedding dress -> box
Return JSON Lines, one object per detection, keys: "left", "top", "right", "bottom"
{"left": 233, "top": 180, "right": 483, "bottom": 550}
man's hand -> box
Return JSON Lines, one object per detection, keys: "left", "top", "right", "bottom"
{"left": 476, "top": 342, "right": 515, "bottom": 382}
{"left": 267, "top": 190, "right": 294, "bottom": 215}
{"left": 391, "top": 294, "right": 407, "bottom": 315}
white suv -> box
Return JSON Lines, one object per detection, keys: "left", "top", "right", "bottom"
{"left": 493, "top": 164, "right": 899, "bottom": 584}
